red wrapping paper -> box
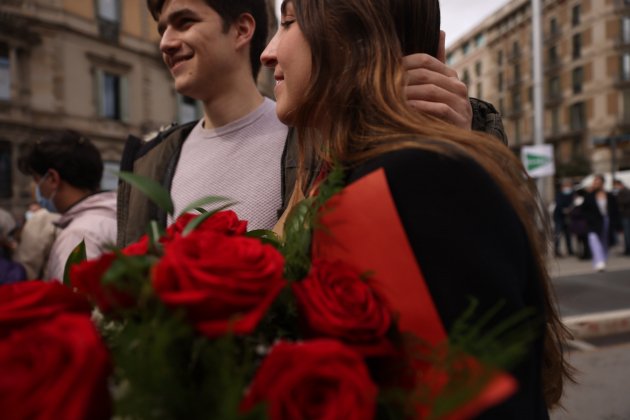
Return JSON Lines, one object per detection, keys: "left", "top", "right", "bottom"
{"left": 312, "top": 168, "right": 516, "bottom": 419}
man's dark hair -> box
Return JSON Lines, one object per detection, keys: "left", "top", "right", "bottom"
{"left": 147, "top": 0, "right": 268, "bottom": 79}
{"left": 18, "top": 130, "right": 103, "bottom": 191}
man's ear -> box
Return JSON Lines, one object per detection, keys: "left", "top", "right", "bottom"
{"left": 46, "top": 169, "right": 62, "bottom": 189}
{"left": 234, "top": 13, "right": 256, "bottom": 50}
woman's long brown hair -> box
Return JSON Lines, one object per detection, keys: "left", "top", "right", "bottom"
{"left": 288, "top": 0, "right": 573, "bottom": 407}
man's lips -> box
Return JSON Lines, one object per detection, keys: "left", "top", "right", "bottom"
{"left": 168, "top": 55, "right": 192, "bottom": 71}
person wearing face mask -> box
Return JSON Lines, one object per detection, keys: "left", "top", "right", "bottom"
{"left": 17, "top": 130, "right": 116, "bottom": 281}
{"left": 552, "top": 179, "right": 575, "bottom": 257}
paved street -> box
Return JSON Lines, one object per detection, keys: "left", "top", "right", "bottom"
{"left": 547, "top": 248, "right": 630, "bottom": 419}
{"left": 550, "top": 342, "right": 630, "bottom": 420}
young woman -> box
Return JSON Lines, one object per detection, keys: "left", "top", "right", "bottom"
{"left": 261, "top": 0, "right": 571, "bottom": 418}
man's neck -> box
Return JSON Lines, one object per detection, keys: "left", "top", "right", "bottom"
{"left": 200, "top": 77, "right": 264, "bottom": 130}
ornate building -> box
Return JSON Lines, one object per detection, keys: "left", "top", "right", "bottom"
{"left": 447, "top": 0, "right": 630, "bottom": 179}
{"left": 0, "top": 0, "right": 277, "bottom": 216}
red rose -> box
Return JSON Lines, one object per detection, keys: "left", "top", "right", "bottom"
{"left": 124, "top": 210, "right": 248, "bottom": 255}
{"left": 241, "top": 339, "right": 378, "bottom": 420}
{"left": 169, "top": 210, "right": 247, "bottom": 237}
{"left": 152, "top": 230, "right": 285, "bottom": 337}
{"left": 0, "top": 281, "right": 90, "bottom": 336}
{"left": 292, "top": 259, "right": 393, "bottom": 356}
{"left": 70, "top": 253, "right": 137, "bottom": 314}
{"left": 0, "top": 314, "right": 111, "bottom": 420}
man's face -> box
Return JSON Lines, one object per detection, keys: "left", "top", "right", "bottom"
{"left": 592, "top": 177, "right": 604, "bottom": 192}
{"left": 157, "top": 0, "right": 237, "bottom": 100}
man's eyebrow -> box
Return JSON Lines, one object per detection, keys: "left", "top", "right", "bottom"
{"left": 157, "top": 8, "right": 197, "bottom": 35}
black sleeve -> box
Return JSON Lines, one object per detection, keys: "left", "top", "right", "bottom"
{"left": 347, "top": 149, "right": 548, "bottom": 420}
{"left": 469, "top": 98, "right": 508, "bottom": 146}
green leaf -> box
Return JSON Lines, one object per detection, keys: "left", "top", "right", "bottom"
{"left": 182, "top": 202, "right": 236, "bottom": 237}
{"left": 147, "top": 220, "right": 165, "bottom": 255}
{"left": 178, "top": 196, "right": 231, "bottom": 217}
{"left": 118, "top": 171, "right": 174, "bottom": 216}
{"left": 246, "top": 229, "right": 282, "bottom": 248}
{"left": 63, "top": 240, "right": 87, "bottom": 286}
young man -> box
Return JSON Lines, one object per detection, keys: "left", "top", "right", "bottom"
{"left": 118, "top": 0, "right": 506, "bottom": 247}
{"left": 18, "top": 130, "right": 116, "bottom": 281}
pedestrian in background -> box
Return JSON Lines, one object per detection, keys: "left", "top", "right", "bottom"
{"left": 18, "top": 130, "right": 116, "bottom": 281}
{"left": 581, "top": 175, "right": 621, "bottom": 271}
{"left": 13, "top": 202, "right": 60, "bottom": 279}
{"left": 553, "top": 178, "right": 575, "bottom": 257}
{"left": 613, "top": 179, "right": 630, "bottom": 256}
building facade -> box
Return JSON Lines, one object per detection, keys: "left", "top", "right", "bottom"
{"left": 0, "top": 0, "right": 278, "bottom": 217}
{"left": 447, "top": 0, "right": 630, "bottom": 180}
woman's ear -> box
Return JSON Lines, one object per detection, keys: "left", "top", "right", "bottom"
{"left": 234, "top": 12, "right": 256, "bottom": 50}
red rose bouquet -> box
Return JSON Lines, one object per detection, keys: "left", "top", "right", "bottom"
{"left": 0, "top": 170, "right": 534, "bottom": 419}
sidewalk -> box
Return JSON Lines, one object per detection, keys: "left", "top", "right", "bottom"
{"left": 548, "top": 247, "right": 630, "bottom": 340}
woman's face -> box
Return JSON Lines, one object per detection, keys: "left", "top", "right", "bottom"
{"left": 260, "top": 1, "right": 312, "bottom": 125}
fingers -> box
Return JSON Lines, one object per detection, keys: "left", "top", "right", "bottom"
{"left": 404, "top": 83, "right": 472, "bottom": 130}
{"left": 402, "top": 52, "right": 473, "bottom": 130}
{"left": 407, "top": 99, "right": 470, "bottom": 129}
{"left": 402, "top": 53, "right": 458, "bottom": 78}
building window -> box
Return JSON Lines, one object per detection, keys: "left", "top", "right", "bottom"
{"left": 497, "top": 50, "right": 503, "bottom": 66}
{"left": 474, "top": 61, "right": 482, "bottom": 77}
{"left": 550, "top": 17, "right": 558, "bottom": 35}
{"left": 178, "top": 95, "right": 200, "bottom": 123}
{"left": 572, "top": 4, "right": 581, "bottom": 27}
{"left": 499, "top": 98, "right": 505, "bottom": 114}
{"left": 462, "top": 69, "right": 470, "bottom": 87}
{"left": 549, "top": 76, "right": 561, "bottom": 98}
{"left": 96, "top": 69, "right": 128, "bottom": 121}
{"left": 512, "top": 89, "right": 522, "bottom": 113}
{"left": 514, "top": 119, "right": 522, "bottom": 144}
{"left": 569, "top": 102, "right": 585, "bottom": 131}
{"left": 474, "top": 33, "right": 485, "bottom": 47}
{"left": 572, "top": 66, "right": 584, "bottom": 94}
{"left": 572, "top": 33, "right": 582, "bottom": 60}
{"left": 513, "top": 63, "right": 521, "bottom": 82}
{"left": 462, "top": 41, "right": 470, "bottom": 55}
{"left": 548, "top": 46, "right": 558, "bottom": 66}
{"left": 551, "top": 108, "right": 560, "bottom": 135}
{"left": 97, "top": 0, "right": 120, "bottom": 41}
{"left": 512, "top": 41, "right": 520, "bottom": 57}
{"left": 0, "top": 141, "right": 11, "bottom": 198}
{"left": 0, "top": 43, "right": 9, "bottom": 101}
{"left": 498, "top": 72, "right": 504, "bottom": 92}
{"left": 623, "top": 90, "right": 630, "bottom": 123}
{"left": 97, "top": 0, "right": 119, "bottom": 22}
{"left": 623, "top": 17, "right": 630, "bottom": 44}
{"left": 622, "top": 53, "right": 630, "bottom": 80}
{"left": 477, "top": 82, "right": 483, "bottom": 99}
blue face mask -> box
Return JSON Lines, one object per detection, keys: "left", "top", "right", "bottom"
{"left": 35, "top": 173, "right": 58, "bottom": 213}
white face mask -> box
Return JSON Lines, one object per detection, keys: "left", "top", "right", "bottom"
{"left": 24, "top": 210, "right": 34, "bottom": 221}
{"left": 562, "top": 188, "right": 573, "bottom": 195}
{"left": 35, "top": 172, "right": 58, "bottom": 213}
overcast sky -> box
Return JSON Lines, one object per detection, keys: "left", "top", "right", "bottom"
{"left": 440, "top": 0, "right": 511, "bottom": 47}
{"left": 274, "top": 0, "right": 512, "bottom": 48}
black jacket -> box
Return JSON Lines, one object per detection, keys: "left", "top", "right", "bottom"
{"left": 346, "top": 148, "right": 549, "bottom": 420}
